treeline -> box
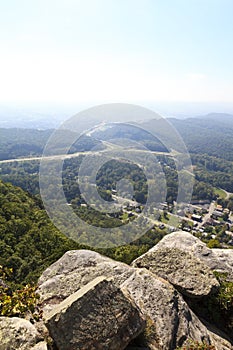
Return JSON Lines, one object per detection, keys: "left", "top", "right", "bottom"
{"left": 0, "top": 128, "right": 102, "bottom": 160}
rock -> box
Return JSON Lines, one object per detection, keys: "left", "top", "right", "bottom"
{"left": 37, "top": 246, "right": 232, "bottom": 349}
{"left": 38, "top": 249, "right": 134, "bottom": 314}
{"left": 132, "top": 247, "right": 219, "bottom": 298}
{"left": 0, "top": 317, "right": 47, "bottom": 350}
{"left": 213, "top": 249, "right": 233, "bottom": 280}
{"left": 121, "top": 269, "right": 232, "bottom": 350}
{"left": 32, "top": 342, "right": 48, "bottom": 350}
{"left": 45, "top": 276, "right": 145, "bottom": 350}
{"left": 145, "top": 231, "right": 233, "bottom": 280}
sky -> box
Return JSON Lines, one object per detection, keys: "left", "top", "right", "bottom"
{"left": 0, "top": 0, "right": 233, "bottom": 115}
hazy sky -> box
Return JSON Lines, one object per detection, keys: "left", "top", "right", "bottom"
{"left": 0, "top": 0, "right": 233, "bottom": 109}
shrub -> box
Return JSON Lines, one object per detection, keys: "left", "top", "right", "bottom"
{"left": 213, "top": 271, "right": 233, "bottom": 311}
{"left": 176, "top": 339, "right": 216, "bottom": 350}
{"left": 0, "top": 265, "right": 40, "bottom": 320}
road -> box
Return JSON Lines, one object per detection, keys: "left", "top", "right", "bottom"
{"left": 0, "top": 151, "right": 92, "bottom": 165}
{"left": 0, "top": 142, "right": 174, "bottom": 165}
{"left": 221, "top": 189, "right": 233, "bottom": 199}
{"left": 197, "top": 201, "right": 215, "bottom": 228}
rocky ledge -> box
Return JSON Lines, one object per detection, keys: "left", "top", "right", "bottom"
{"left": 0, "top": 231, "right": 232, "bottom": 350}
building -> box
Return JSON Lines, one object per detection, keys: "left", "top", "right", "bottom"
{"left": 191, "top": 214, "right": 202, "bottom": 222}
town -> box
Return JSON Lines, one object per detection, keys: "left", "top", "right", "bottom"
{"left": 110, "top": 189, "right": 233, "bottom": 248}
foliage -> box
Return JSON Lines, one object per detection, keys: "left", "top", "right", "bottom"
{"left": 176, "top": 339, "right": 216, "bottom": 350}
{"left": 0, "top": 265, "right": 13, "bottom": 282}
{"left": 0, "top": 180, "right": 84, "bottom": 286}
{"left": 0, "top": 265, "right": 40, "bottom": 319}
{"left": 0, "top": 128, "right": 102, "bottom": 161}
{"left": 207, "top": 239, "right": 221, "bottom": 248}
{"left": 0, "top": 284, "right": 40, "bottom": 319}
{"left": 192, "top": 154, "right": 233, "bottom": 192}
{"left": 170, "top": 115, "right": 233, "bottom": 161}
{"left": 127, "top": 316, "right": 159, "bottom": 348}
{"left": 213, "top": 271, "right": 233, "bottom": 311}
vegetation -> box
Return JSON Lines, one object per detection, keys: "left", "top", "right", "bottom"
{"left": 213, "top": 272, "right": 233, "bottom": 312}
{"left": 0, "top": 180, "right": 85, "bottom": 286}
{"left": 0, "top": 117, "right": 232, "bottom": 347}
{"left": 0, "top": 265, "right": 40, "bottom": 319}
{"left": 170, "top": 114, "right": 233, "bottom": 161}
{"left": 213, "top": 187, "right": 227, "bottom": 199}
{"left": 175, "top": 339, "right": 216, "bottom": 350}
{"left": 0, "top": 128, "right": 102, "bottom": 160}
{"left": 187, "top": 271, "right": 233, "bottom": 340}
{"left": 0, "top": 177, "right": 167, "bottom": 286}
{"left": 0, "top": 284, "right": 40, "bottom": 319}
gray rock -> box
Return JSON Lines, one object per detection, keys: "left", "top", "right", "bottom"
{"left": 37, "top": 245, "right": 232, "bottom": 349}
{"left": 121, "top": 269, "right": 232, "bottom": 350}
{"left": 132, "top": 247, "right": 219, "bottom": 298}
{"left": 45, "top": 276, "right": 145, "bottom": 350}
{"left": 0, "top": 317, "right": 47, "bottom": 350}
{"left": 213, "top": 249, "right": 233, "bottom": 279}
{"left": 31, "top": 342, "right": 48, "bottom": 350}
{"left": 38, "top": 249, "right": 135, "bottom": 314}
{"left": 145, "top": 231, "right": 233, "bottom": 280}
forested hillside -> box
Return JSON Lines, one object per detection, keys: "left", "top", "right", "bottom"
{"left": 1, "top": 113, "right": 233, "bottom": 160}
{"left": 0, "top": 179, "right": 164, "bottom": 287}
{"left": 0, "top": 128, "right": 102, "bottom": 160}
{"left": 169, "top": 113, "right": 233, "bottom": 160}
{"left": 0, "top": 180, "right": 83, "bottom": 287}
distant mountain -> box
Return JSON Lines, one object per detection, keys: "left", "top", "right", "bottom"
{"left": 1, "top": 111, "right": 233, "bottom": 161}
{"left": 167, "top": 113, "right": 233, "bottom": 160}
{"left": 193, "top": 112, "right": 233, "bottom": 122}
{"left": 170, "top": 113, "right": 233, "bottom": 133}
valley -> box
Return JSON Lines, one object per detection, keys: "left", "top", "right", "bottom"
{"left": 0, "top": 113, "right": 233, "bottom": 349}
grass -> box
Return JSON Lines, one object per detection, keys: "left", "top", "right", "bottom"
{"left": 121, "top": 212, "right": 129, "bottom": 220}
{"left": 214, "top": 187, "right": 227, "bottom": 199}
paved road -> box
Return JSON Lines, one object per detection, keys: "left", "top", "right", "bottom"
{"left": 198, "top": 201, "right": 215, "bottom": 228}
{"left": 0, "top": 144, "right": 173, "bottom": 165}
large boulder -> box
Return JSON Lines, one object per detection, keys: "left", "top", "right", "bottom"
{"left": 121, "top": 269, "right": 232, "bottom": 350}
{"left": 0, "top": 317, "right": 47, "bottom": 350}
{"left": 132, "top": 247, "right": 219, "bottom": 298}
{"left": 37, "top": 246, "right": 232, "bottom": 349}
{"left": 145, "top": 231, "right": 233, "bottom": 280}
{"left": 44, "top": 276, "right": 145, "bottom": 350}
{"left": 38, "top": 249, "right": 135, "bottom": 314}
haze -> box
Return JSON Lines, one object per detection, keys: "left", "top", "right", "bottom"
{"left": 0, "top": 0, "right": 233, "bottom": 118}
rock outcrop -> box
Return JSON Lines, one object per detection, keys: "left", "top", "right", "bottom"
{"left": 0, "top": 317, "right": 47, "bottom": 350}
{"left": 132, "top": 247, "right": 219, "bottom": 298}
{"left": 38, "top": 249, "right": 135, "bottom": 315}
{"left": 121, "top": 269, "right": 214, "bottom": 349}
{"left": 45, "top": 276, "right": 145, "bottom": 350}
{"left": 2, "top": 231, "right": 233, "bottom": 350}
{"left": 144, "top": 230, "right": 233, "bottom": 280}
